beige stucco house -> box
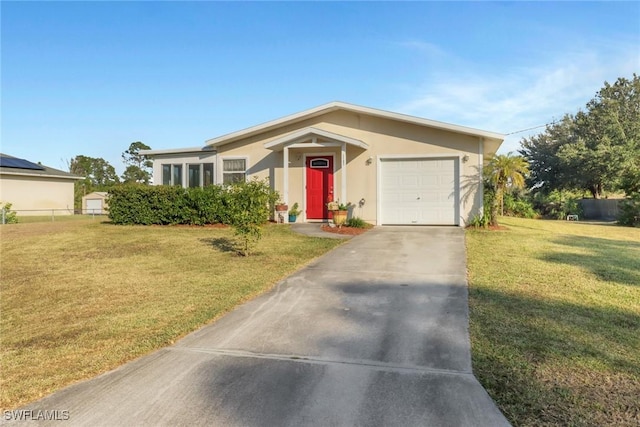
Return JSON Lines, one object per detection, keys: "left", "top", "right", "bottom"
{"left": 0, "top": 154, "right": 81, "bottom": 216}
{"left": 142, "top": 102, "right": 504, "bottom": 226}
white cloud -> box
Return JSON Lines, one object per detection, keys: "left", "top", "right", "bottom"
{"left": 395, "top": 40, "right": 640, "bottom": 154}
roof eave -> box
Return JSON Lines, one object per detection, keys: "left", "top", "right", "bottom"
{"left": 206, "top": 101, "right": 505, "bottom": 148}
{"left": 140, "top": 146, "right": 216, "bottom": 156}
{"left": 0, "top": 170, "right": 83, "bottom": 180}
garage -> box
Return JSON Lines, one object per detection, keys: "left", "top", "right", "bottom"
{"left": 82, "top": 192, "right": 108, "bottom": 215}
{"left": 380, "top": 157, "right": 459, "bottom": 225}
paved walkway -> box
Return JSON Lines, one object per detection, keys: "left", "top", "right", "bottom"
{"left": 290, "top": 222, "right": 353, "bottom": 239}
{"left": 8, "top": 227, "right": 510, "bottom": 426}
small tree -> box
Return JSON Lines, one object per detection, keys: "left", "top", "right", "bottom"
{"left": 484, "top": 153, "right": 529, "bottom": 226}
{"left": 226, "top": 178, "right": 279, "bottom": 256}
{"left": 0, "top": 201, "right": 18, "bottom": 224}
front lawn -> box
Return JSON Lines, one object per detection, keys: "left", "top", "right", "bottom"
{"left": 0, "top": 220, "right": 342, "bottom": 409}
{"left": 466, "top": 217, "right": 640, "bottom": 426}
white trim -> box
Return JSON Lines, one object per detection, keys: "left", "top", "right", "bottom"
{"left": 141, "top": 146, "right": 215, "bottom": 156}
{"left": 341, "top": 142, "right": 347, "bottom": 204}
{"left": 283, "top": 147, "right": 289, "bottom": 205}
{"left": 376, "top": 153, "right": 459, "bottom": 160}
{"left": 309, "top": 159, "right": 330, "bottom": 168}
{"left": 0, "top": 170, "right": 82, "bottom": 180}
{"left": 287, "top": 142, "right": 343, "bottom": 149}
{"left": 264, "top": 127, "right": 368, "bottom": 150}
{"left": 377, "top": 155, "right": 461, "bottom": 226}
{"left": 208, "top": 102, "right": 504, "bottom": 148}
{"left": 302, "top": 153, "right": 336, "bottom": 222}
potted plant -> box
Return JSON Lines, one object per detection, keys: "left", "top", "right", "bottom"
{"left": 275, "top": 201, "right": 288, "bottom": 213}
{"left": 328, "top": 201, "right": 350, "bottom": 226}
{"left": 288, "top": 202, "right": 301, "bottom": 223}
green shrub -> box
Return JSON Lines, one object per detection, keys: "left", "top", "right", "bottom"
{"left": 468, "top": 211, "right": 491, "bottom": 228}
{"left": 107, "top": 184, "right": 232, "bottom": 225}
{"left": 617, "top": 193, "right": 640, "bottom": 227}
{"left": 0, "top": 201, "right": 18, "bottom": 224}
{"left": 532, "top": 190, "right": 583, "bottom": 220}
{"left": 503, "top": 193, "right": 537, "bottom": 218}
{"left": 345, "top": 217, "right": 368, "bottom": 228}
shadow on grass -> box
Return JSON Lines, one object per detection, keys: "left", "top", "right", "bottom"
{"left": 542, "top": 235, "right": 640, "bottom": 286}
{"left": 470, "top": 286, "right": 640, "bottom": 426}
{"left": 199, "top": 237, "right": 237, "bottom": 253}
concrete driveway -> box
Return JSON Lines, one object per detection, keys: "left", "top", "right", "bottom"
{"left": 8, "top": 227, "right": 509, "bottom": 427}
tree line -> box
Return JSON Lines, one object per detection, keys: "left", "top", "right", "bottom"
{"left": 480, "top": 74, "right": 639, "bottom": 227}
{"left": 69, "top": 141, "right": 152, "bottom": 209}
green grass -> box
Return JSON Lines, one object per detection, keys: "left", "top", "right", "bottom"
{"left": 0, "top": 219, "right": 342, "bottom": 409}
{"left": 466, "top": 217, "right": 640, "bottom": 426}
{"left": 11, "top": 214, "right": 101, "bottom": 224}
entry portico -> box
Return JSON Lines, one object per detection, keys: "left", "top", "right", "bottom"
{"left": 264, "top": 127, "right": 369, "bottom": 221}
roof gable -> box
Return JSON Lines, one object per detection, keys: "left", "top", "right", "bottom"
{"left": 264, "top": 127, "right": 369, "bottom": 151}
{"left": 205, "top": 102, "right": 505, "bottom": 151}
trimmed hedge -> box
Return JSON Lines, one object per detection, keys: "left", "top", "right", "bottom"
{"left": 107, "top": 184, "right": 234, "bottom": 225}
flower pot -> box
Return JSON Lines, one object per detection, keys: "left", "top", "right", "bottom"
{"left": 275, "top": 204, "right": 288, "bottom": 212}
{"left": 288, "top": 214, "right": 297, "bottom": 223}
{"left": 332, "top": 210, "right": 348, "bottom": 226}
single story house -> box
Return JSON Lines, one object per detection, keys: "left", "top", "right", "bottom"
{"left": 82, "top": 191, "right": 109, "bottom": 215}
{"left": 0, "top": 153, "right": 81, "bottom": 216}
{"left": 141, "top": 102, "right": 504, "bottom": 226}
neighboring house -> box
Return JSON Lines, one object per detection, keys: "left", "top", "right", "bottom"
{"left": 82, "top": 192, "right": 109, "bottom": 215}
{"left": 141, "top": 102, "right": 504, "bottom": 226}
{"left": 0, "top": 154, "right": 81, "bottom": 216}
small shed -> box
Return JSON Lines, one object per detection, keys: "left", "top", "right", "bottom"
{"left": 82, "top": 192, "right": 109, "bottom": 215}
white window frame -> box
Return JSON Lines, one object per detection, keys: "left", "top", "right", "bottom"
{"left": 161, "top": 164, "right": 184, "bottom": 186}
{"left": 220, "top": 156, "right": 249, "bottom": 185}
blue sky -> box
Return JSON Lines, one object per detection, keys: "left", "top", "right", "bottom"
{"left": 2, "top": 2, "right": 639, "bottom": 175}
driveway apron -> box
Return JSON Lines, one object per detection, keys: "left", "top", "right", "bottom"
{"left": 8, "top": 227, "right": 510, "bottom": 427}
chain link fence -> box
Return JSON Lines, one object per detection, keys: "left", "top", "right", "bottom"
{"left": 1, "top": 208, "right": 107, "bottom": 224}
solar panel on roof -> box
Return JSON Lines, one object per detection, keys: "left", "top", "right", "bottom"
{"left": 0, "top": 155, "right": 46, "bottom": 170}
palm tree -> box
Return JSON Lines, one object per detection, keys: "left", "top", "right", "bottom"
{"left": 484, "top": 153, "right": 529, "bottom": 226}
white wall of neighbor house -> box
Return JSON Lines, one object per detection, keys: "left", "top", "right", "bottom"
{"left": 0, "top": 175, "right": 75, "bottom": 215}
{"left": 82, "top": 192, "right": 109, "bottom": 214}
{"left": 151, "top": 152, "right": 217, "bottom": 187}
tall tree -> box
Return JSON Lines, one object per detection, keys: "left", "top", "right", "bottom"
{"left": 121, "top": 141, "right": 152, "bottom": 184}
{"left": 520, "top": 114, "right": 578, "bottom": 193}
{"left": 520, "top": 74, "right": 640, "bottom": 198}
{"left": 69, "top": 155, "right": 120, "bottom": 209}
{"left": 484, "top": 153, "right": 529, "bottom": 226}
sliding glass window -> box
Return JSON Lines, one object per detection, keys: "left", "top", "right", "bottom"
{"left": 172, "top": 164, "right": 183, "bottom": 186}
{"left": 162, "top": 165, "right": 171, "bottom": 185}
{"left": 188, "top": 164, "right": 200, "bottom": 188}
{"left": 203, "top": 163, "right": 214, "bottom": 186}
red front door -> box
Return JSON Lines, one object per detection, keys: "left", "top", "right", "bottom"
{"left": 306, "top": 156, "right": 334, "bottom": 219}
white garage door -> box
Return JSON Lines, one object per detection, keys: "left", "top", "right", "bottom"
{"left": 380, "top": 158, "right": 458, "bottom": 225}
{"left": 86, "top": 199, "right": 103, "bottom": 214}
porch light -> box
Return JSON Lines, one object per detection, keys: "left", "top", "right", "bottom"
{"left": 366, "top": 156, "right": 373, "bottom": 165}
{"left": 462, "top": 155, "right": 469, "bottom": 163}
